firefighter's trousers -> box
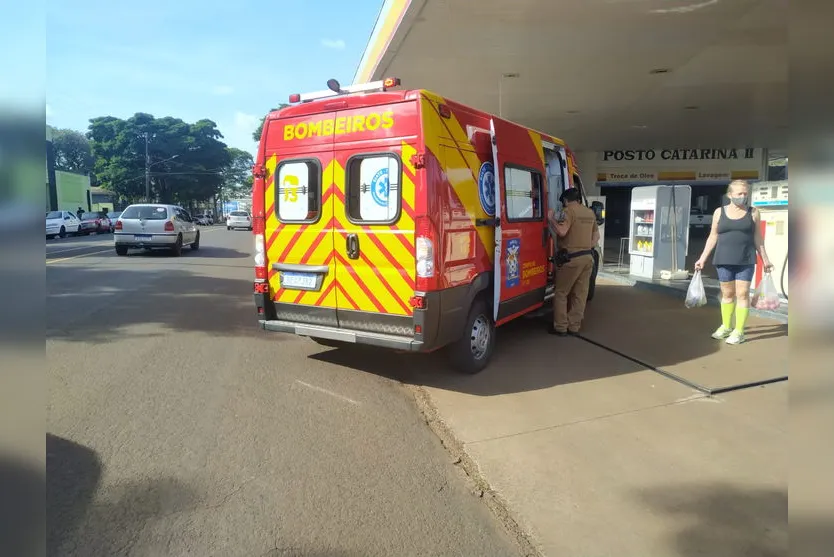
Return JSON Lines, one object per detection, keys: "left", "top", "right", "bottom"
{"left": 552, "top": 254, "right": 594, "bottom": 333}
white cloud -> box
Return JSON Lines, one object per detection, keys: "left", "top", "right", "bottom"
{"left": 46, "top": 104, "right": 54, "bottom": 118}
{"left": 320, "top": 38, "right": 346, "bottom": 50}
{"left": 212, "top": 85, "right": 235, "bottom": 96}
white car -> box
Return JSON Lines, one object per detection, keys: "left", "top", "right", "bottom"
{"left": 113, "top": 203, "right": 200, "bottom": 256}
{"left": 226, "top": 211, "right": 252, "bottom": 230}
{"left": 46, "top": 210, "right": 82, "bottom": 239}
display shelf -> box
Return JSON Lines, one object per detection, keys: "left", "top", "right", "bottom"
{"left": 629, "top": 208, "right": 656, "bottom": 256}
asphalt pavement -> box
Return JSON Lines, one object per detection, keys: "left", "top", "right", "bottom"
{"left": 46, "top": 226, "right": 521, "bottom": 557}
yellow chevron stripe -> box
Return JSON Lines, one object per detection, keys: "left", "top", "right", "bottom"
{"left": 527, "top": 130, "right": 545, "bottom": 167}
{"left": 332, "top": 160, "right": 411, "bottom": 315}
{"left": 419, "top": 93, "right": 494, "bottom": 262}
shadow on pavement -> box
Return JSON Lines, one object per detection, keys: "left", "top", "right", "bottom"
{"left": 311, "top": 283, "right": 787, "bottom": 395}
{"left": 120, "top": 245, "right": 250, "bottom": 259}
{"left": 0, "top": 452, "right": 45, "bottom": 557}
{"left": 46, "top": 434, "right": 101, "bottom": 555}
{"left": 634, "top": 482, "right": 787, "bottom": 557}
{"left": 46, "top": 266, "right": 281, "bottom": 344}
{"left": 47, "top": 434, "right": 207, "bottom": 556}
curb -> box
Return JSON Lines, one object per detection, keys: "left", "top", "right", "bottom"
{"left": 598, "top": 271, "right": 789, "bottom": 324}
{"left": 407, "top": 385, "right": 543, "bottom": 557}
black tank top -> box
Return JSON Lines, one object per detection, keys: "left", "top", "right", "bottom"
{"left": 713, "top": 206, "right": 756, "bottom": 266}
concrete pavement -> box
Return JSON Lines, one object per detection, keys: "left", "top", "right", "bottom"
{"left": 47, "top": 228, "right": 788, "bottom": 557}
{"left": 46, "top": 228, "right": 522, "bottom": 557}
{"left": 404, "top": 279, "right": 788, "bottom": 557}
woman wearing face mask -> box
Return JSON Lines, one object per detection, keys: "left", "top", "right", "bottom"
{"left": 694, "top": 180, "right": 773, "bottom": 344}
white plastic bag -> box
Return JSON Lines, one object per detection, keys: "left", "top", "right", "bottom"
{"left": 685, "top": 270, "right": 708, "bottom": 309}
{"left": 753, "top": 272, "right": 781, "bottom": 310}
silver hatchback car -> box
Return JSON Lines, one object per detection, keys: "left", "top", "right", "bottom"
{"left": 226, "top": 210, "right": 252, "bottom": 231}
{"left": 114, "top": 204, "right": 200, "bottom": 256}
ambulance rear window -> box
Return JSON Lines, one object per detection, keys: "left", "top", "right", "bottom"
{"left": 345, "top": 153, "right": 401, "bottom": 224}
{"left": 275, "top": 159, "right": 321, "bottom": 223}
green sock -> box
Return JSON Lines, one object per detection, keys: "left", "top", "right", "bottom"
{"left": 735, "top": 306, "right": 749, "bottom": 333}
{"left": 720, "top": 302, "right": 735, "bottom": 329}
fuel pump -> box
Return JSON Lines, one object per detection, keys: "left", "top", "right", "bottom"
{"left": 751, "top": 180, "right": 789, "bottom": 298}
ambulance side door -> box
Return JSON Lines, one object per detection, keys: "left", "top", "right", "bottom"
{"left": 490, "top": 119, "right": 549, "bottom": 325}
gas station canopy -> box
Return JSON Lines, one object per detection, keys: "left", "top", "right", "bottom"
{"left": 354, "top": 0, "right": 788, "bottom": 152}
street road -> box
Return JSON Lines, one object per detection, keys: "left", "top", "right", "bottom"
{"left": 46, "top": 227, "right": 520, "bottom": 557}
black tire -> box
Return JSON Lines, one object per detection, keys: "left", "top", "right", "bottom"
{"left": 587, "top": 250, "right": 600, "bottom": 302}
{"left": 58, "top": 226, "right": 66, "bottom": 239}
{"left": 227, "top": 226, "right": 231, "bottom": 230}
{"left": 447, "top": 298, "right": 495, "bottom": 375}
{"left": 170, "top": 235, "right": 183, "bottom": 257}
{"left": 115, "top": 245, "right": 128, "bottom": 256}
{"left": 191, "top": 232, "right": 200, "bottom": 250}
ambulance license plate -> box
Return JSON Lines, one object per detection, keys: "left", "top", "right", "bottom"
{"left": 281, "top": 271, "right": 317, "bottom": 290}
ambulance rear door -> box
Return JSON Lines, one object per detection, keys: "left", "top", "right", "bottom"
{"left": 331, "top": 101, "right": 419, "bottom": 338}
{"left": 264, "top": 112, "right": 339, "bottom": 327}
{"left": 489, "top": 118, "right": 549, "bottom": 325}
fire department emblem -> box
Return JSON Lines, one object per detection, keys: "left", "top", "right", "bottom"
{"left": 478, "top": 161, "right": 496, "bottom": 216}
{"left": 371, "top": 168, "right": 389, "bottom": 206}
{"left": 505, "top": 238, "right": 521, "bottom": 288}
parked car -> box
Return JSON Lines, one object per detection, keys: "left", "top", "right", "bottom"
{"left": 113, "top": 204, "right": 200, "bottom": 256}
{"left": 107, "top": 211, "right": 122, "bottom": 232}
{"left": 78, "top": 211, "right": 112, "bottom": 235}
{"left": 46, "top": 210, "right": 82, "bottom": 239}
{"left": 226, "top": 210, "right": 252, "bottom": 230}
{"left": 195, "top": 213, "right": 214, "bottom": 225}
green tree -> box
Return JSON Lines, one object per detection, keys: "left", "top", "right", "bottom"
{"left": 222, "top": 147, "right": 254, "bottom": 197}
{"left": 49, "top": 126, "right": 95, "bottom": 178}
{"left": 87, "top": 113, "right": 231, "bottom": 205}
{"left": 252, "top": 104, "right": 290, "bottom": 143}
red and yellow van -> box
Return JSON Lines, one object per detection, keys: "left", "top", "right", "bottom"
{"left": 251, "top": 78, "right": 602, "bottom": 373}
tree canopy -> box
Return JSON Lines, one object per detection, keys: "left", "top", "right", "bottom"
{"left": 87, "top": 113, "right": 232, "bottom": 205}
{"left": 252, "top": 104, "right": 290, "bottom": 143}
{"left": 49, "top": 127, "right": 95, "bottom": 178}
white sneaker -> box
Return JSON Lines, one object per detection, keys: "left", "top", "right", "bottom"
{"left": 725, "top": 330, "right": 746, "bottom": 345}
{"left": 711, "top": 325, "right": 732, "bottom": 340}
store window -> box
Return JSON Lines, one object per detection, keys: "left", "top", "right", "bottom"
{"left": 276, "top": 160, "right": 321, "bottom": 222}
{"left": 346, "top": 153, "right": 401, "bottom": 223}
{"left": 504, "top": 165, "right": 543, "bottom": 221}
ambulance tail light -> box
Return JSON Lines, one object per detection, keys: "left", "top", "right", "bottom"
{"left": 415, "top": 217, "right": 436, "bottom": 291}
{"left": 254, "top": 229, "right": 267, "bottom": 281}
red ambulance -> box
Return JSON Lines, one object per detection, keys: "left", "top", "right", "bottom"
{"left": 251, "top": 78, "right": 604, "bottom": 373}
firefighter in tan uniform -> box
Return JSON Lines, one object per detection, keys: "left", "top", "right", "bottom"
{"left": 548, "top": 187, "right": 599, "bottom": 336}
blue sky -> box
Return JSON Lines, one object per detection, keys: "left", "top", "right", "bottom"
{"left": 45, "top": 0, "right": 383, "bottom": 156}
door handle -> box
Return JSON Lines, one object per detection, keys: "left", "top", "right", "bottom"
{"left": 346, "top": 233, "right": 360, "bottom": 260}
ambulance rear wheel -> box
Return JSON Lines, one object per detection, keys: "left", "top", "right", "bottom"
{"left": 449, "top": 299, "right": 495, "bottom": 375}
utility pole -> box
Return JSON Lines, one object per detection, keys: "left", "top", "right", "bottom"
{"left": 144, "top": 132, "right": 151, "bottom": 202}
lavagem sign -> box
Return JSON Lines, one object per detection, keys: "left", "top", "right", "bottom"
{"left": 284, "top": 111, "right": 395, "bottom": 141}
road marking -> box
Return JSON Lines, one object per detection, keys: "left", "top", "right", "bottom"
{"left": 47, "top": 243, "right": 111, "bottom": 255}
{"left": 46, "top": 248, "right": 113, "bottom": 265}
{"left": 295, "top": 380, "right": 360, "bottom": 406}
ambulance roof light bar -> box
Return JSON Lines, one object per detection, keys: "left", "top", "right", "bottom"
{"left": 288, "top": 77, "right": 401, "bottom": 104}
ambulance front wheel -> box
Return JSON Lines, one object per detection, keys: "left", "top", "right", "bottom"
{"left": 448, "top": 299, "right": 495, "bottom": 375}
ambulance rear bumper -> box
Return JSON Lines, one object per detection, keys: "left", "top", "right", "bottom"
{"left": 259, "top": 320, "right": 425, "bottom": 351}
